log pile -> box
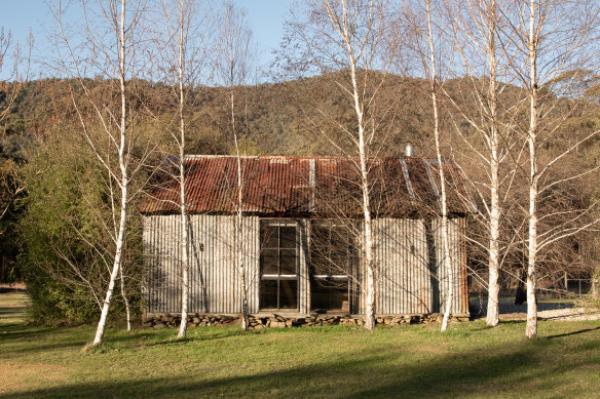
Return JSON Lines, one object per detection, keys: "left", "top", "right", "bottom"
{"left": 143, "top": 312, "right": 469, "bottom": 328}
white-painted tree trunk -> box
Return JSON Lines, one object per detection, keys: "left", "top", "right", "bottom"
{"left": 525, "top": 0, "right": 539, "bottom": 340}
{"left": 92, "top": 0, "right": 128, "bottom": 347}
{"left": 177, "top": 0, "right": 190, "bottom": 339}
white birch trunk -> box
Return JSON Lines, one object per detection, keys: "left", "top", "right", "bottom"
{"left": 487, "top": 152, "right": 501, "bottom": 326}
{"left": 231, "top": 90, "right": 250, "bottom": 331}
{"left": 485, "top": 0, "right": 501, "bottom": 328}
{"left": 177, "top": 0, "right": 190, "bottom": 339}
{"left": 92, "top": 0, "right": 128, "bottom": 346}
{"left": 425, "top": 0, "right": 453, "bottom": 333}
{"left": 525, "top": 0, "right": 539, "bottom": 339}
{"left": 322, "top": 1, "right": 376, "bottom": 330}
{"left": 348, "top": 48, "right": 376, "bottom": 332}
{"left": 359, "top": 125, "right": 376, "bottom": 332}
{"left": 119, "top": 263, "right": 132, "bottom": 331}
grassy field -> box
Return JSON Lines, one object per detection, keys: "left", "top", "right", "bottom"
{"left": 1, "top": 292, "right": 599, "bottom": 398}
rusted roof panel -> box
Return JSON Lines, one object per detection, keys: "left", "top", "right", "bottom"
{"left": 139, "top": 155, "right": 468, "bottom": 217}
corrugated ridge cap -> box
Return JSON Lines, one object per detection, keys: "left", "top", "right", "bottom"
{"left": 184, "top": 154, "right": 443, "bottom": 162}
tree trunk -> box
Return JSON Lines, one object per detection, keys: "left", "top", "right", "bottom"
{"left": 360, "top": 154, "right": 376, "bottom": 331}
{"left": 525, "top": 0, "right": 539, "bottom": 340}
{"left": 425, "top": 0, "right": 453, "bottom": 333}
{"left": 91, "top": 0, "right": 128, "bottom": 347}
{"left": 177, "top": 1, "right": 190, "bottom": 339}
{"left": 231, "top": 90, "right": 250, "bottom": 331}
{"left": 485, "top": 0, "right": 501, "bottom": 328}
{"left": 177, "top": 197, "right": 189, "bottom": 339}
{"left": 486, "top": 157, "right": 500, "bottom": 326}
{"left": 323, "top": 1, "right": 376, "bottom": 330}
{"left": 119, "top": 263, "right": 131, "bottom": 331}
{"left": 526, "top": 182, "right": 538, "bottom": 339}
{"left": 176, "top": 179, "right": 189, "bottom": 339}
{"left": 351, "top": 60, "right": 375, "bottom": 332}
{"left": 592, "top": 268, "right": 599, "bottom": 300}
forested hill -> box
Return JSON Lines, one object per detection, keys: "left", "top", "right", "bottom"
{"left": 3, "top": 73, "right": 597, "bottom": 159}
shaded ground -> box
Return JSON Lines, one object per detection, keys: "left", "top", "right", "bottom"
{"left": 0, "top": 290, "right": 30, "bottom": 326}
{"left": 470, "top": 294, "right": 600, "bottom": 320}
{"left": 1, "top": 292, "right": 599, "bottom": 398}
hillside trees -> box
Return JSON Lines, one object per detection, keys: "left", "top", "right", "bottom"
{"left": 0, "top": 28, "right": 31, "bottom": 282}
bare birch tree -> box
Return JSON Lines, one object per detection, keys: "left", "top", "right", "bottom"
{"left": 52, "top": 0, "right": 150, "bottom": 346}
{"left": 213, "top": 1, "right": 253, "bottom": 330}
{"left": 497, "top": 0, "right": 600, "bottom": 338}
{"left": 320, "top": 0, "right": 384, "bottom": 331}
{"left": 277, "top": 0, "right": 391, "bottom": 330}
{"left": 145, "top": 0, "right": 211, "bottom": 338}
{"left": 174, "top": 0, "right": 192, "bottom": 339}
{"left": 93, "top": 0, "right": 129, "bottom": 345}
{"left": 440, "top": 0, "right": 514, "bottom": 327}
{"left": 423, "top": 0, "right": 454, "bottom": 332}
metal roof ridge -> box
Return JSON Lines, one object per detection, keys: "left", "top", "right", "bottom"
{"left": 184, "top": 154, "right": 436, "bottom": 161}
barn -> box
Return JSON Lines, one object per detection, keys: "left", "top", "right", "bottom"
{"left": 140, "top": 155, "right": 470, "bottom": 327}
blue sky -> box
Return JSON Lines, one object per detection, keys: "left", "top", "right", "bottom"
{"left": 0, "top": 0, "right": 292, "bottom": 80}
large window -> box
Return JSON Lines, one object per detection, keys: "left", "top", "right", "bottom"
{"left": 259, "top": 222, "right": 298, "bottom": 310}
{"left": 310, "top": 223, "right": 355, "bottom": 313}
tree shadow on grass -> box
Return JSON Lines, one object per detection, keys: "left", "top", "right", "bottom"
{"left": 0, "top": 324, "right": 60, "bottom": 343}
{"left": 0, "top": 306, "right": 29, "bottom": 316}
{"left": 0, "top": 325, "right": 251, "bottom": 357}
{"left": 1, "top": 335, "right": 599, "bottom": 399}
{"left": 545, "top": 325, "right": 600, "bottom": 339}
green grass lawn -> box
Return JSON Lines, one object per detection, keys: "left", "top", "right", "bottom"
{"left": 1, "top": 292, "right": 599, "bottom": 398}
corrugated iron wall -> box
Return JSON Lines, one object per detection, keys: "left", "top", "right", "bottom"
{"left": 369, "top": 217, "right": 468, "bottom": 316}
{"left": 374, "top": 219, "right": 433, "bottom": 314}
{"left": 144, "top": 215, "right": 468, "bottom": 316}
{"left": 432, "top": 217, "right": 469, "bottom": 315}
{"left": 143, "top": 214, "right": 260, "bottom": 314}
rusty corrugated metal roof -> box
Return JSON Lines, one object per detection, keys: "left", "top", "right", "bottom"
{"left": 139, "top": 155, "right": 468, "bottom": 217}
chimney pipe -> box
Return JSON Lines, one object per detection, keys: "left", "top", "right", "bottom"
{"left": 404, "top": 143, "right": 414, "bottom": 157}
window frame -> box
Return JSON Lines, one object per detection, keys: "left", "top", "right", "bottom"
{"left": 309, "top": 221, "right": 356, "bottom": 314}
{"left": 259, "top": 220, "right": 299, "bottom": 311}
